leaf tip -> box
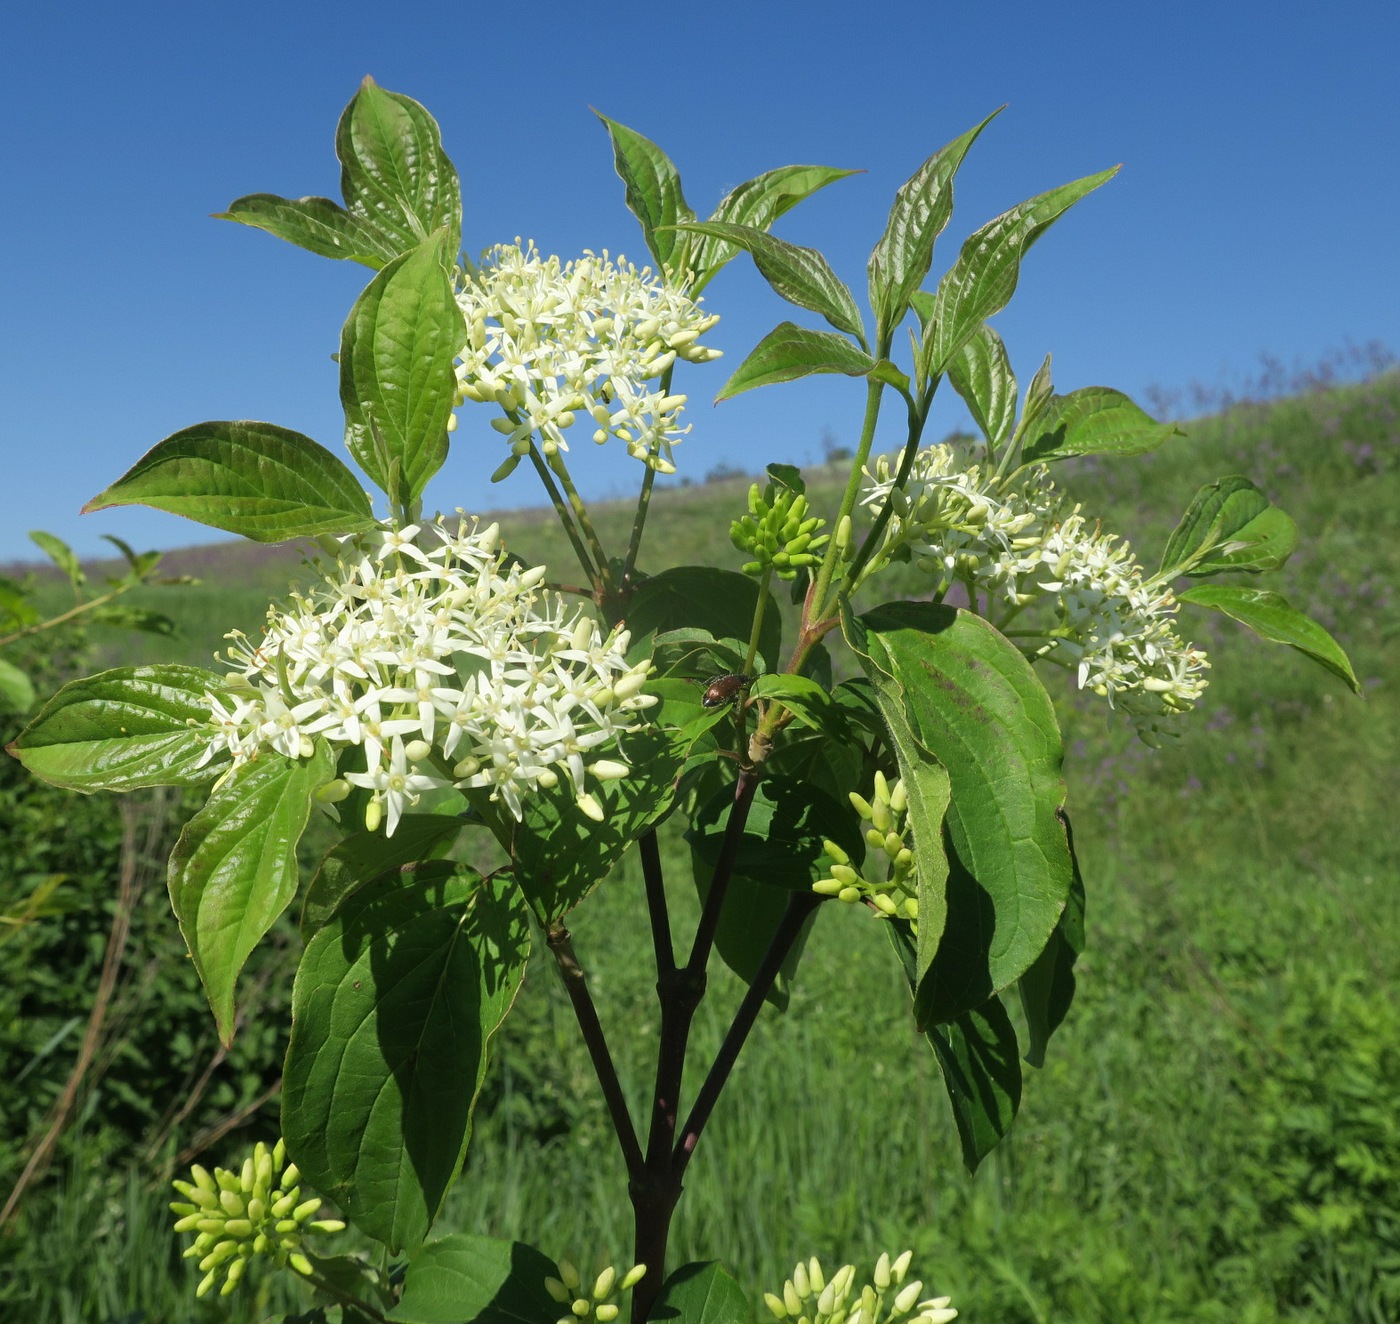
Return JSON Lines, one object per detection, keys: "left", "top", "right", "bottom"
{"left": 359, "top": 73, "right": 377, "bottom": 90}
{"left": 80, "top": 494, "right": 112, "bottom": 515}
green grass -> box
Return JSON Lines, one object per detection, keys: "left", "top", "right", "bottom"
{"left": 5, "top": 371, "right": 1399, "bottom": 1321}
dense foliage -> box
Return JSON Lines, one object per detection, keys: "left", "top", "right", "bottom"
{"left": 3, "top": 77, "right": 1387, "bottom": 1324}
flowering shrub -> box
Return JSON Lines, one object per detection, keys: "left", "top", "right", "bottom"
{"left": 8, "top": 79, "right": 1356, "bottom": 1322}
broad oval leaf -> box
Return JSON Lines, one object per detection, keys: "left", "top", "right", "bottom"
{"left": 868, "top": 109, "right": 1002, "bottom": 343}
{"left": 1177, "top": 585, "right": 1359, "bottom": 693}
{"left": 923, "top": 168, "right": 1118, "bottom": 378}
{"left": 1017, "top": 812, "right": 1085, "bottom": 1067}
{"left": 595, "top": 112, "right": 695, "bottom": 275}
{"left": 8, "top": 664, "right": 227, "bottom": 792}
{"left": 689, "top": 773, "right": 865, "bottom": 892}
{"left": 341, "top": 231, "right": 464, "bottom": 503}
{"left": 627, "top": 566, "right": 782, "bottom": 673}
{"left": 1159, "top": 475, "right": 1298, "bottom": 577}
{"left": 498, "top": 725, "right": 693, "bottom": 924}
{"left": 948, "top": 323, "right": 1018, "bottom": 447}
{"left": 716, "top": 323, "right": 875, "bottom": 402}
{"left": 1022, "top": 387, "right": 1182, "bottom": 464}
{"left": 337, "top": 79, "right": 463, "bottom": 258}
{"left": 693, "top": 164, "right": 858, "bottom": 286}
{"left": 677, "top": 221, "right": 863, "bottom": 340}
{"left": 301, "top": 813, "right": 464, "bottom": 938}
{"left": 391, "top": 1233, "right": 559, "bottom": 1324}
{"left": 886, "top": 923, "right": 1022, "bottom": 1173}
{"left": 283, "top": 863, "right": 531, "bottom": 1254}
{"left": 169, "top": 741, "right": 336, "bottom": 1043}
{"left": 217, "top": 193, "right": 398, "bottom": 269}
{"left": 847, "top": 603, "right": 1071, "bottom": 1000}
{"left": 650, "top": 1261, "right": 752, "bottom": 1324}
{"left": 84, "top": 421, "right": 378, "bottom": 542}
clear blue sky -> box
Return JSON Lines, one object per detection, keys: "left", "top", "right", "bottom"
{"left": 3, "top": 0, "right": 1397, "bottom": 562}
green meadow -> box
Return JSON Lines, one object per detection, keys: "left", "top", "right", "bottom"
{"left": 2, "top": 369, "right": 1397, "bottom": 1322}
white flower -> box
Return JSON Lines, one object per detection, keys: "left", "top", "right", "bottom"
{"left": 344, "top": 735, "right": 448, "bottom": 837}
{"left": 201, "top": 515, "right": 655, "bottom": 833}
{"left": 860, "top": 441, "right": 1208, "bottom": 739}
{"left": 455, "top": 243, "right": 719, "bottom": 474}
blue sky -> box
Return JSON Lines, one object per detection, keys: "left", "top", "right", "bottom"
{"left": 3, "top": 0, "right": 1397, "bottom": 563}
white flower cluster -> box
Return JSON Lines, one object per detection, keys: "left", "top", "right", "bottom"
{"left": 200, "top": 517, "right": 655, "bottom": 834}
{"left": 861, "top": 442, "right": 1208, "bottom": 738}
{"left": 454, "top": 242, "right": 721, "bottom": 475}
{"left": 764, "top": 1251, "right": 956, "bottom": 1324}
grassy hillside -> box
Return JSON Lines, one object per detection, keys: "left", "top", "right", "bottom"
{"left": 4, "top": 369, "right": 1398, "bottom": 1322}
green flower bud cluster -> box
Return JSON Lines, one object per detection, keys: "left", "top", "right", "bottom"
{"left": 813, "top": 771, "right": 919, "bottom": 925}
{"left": 544, "top": 1257, "right": 647, "bottom": 1324}
{"left": 730, "top": 482, "right": 829, "bottom": 580}
{"left": 764, "top": 1251, "right": 956, "bottom": 1324}
{"left": 170, "top": 1139, "right": 344, "bottom": 1298}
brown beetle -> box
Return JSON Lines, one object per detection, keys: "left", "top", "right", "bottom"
{"left": 701, "top": 672, "right": 755, "bottom": 709}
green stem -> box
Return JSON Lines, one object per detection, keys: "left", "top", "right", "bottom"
{"left": 546, "top": 448, "right": 616, "bottom": 595}
{"left": 622, "top": 364, "right": 675, "bottom": 583}
{"left": 742, "top": 568, "right": 773, "bottom": 678}
{"left": 809, "top": 377, "right": 887, "bottom": 623}
{"left": 842, "top": 378, "right": 934, "bottom": 599}
{"left": 526, "top": 445, "right": 598, "bottom": 585}
{"left": 0, "top": 582, "right": 138, "bottom": 649}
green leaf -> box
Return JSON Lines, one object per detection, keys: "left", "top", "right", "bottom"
{"left": 595, "top": 112, "right": 695, "bottom": 275}
{"left": 688, "top": 774, "right": 842, "bottom": 1008}
{"left": 85, "top": 605, "right": 177, "bottom": 635}
{"left": 169, "top": 742, "right": 336, "bottom": 1043}
{"left": 217, "top": 193, "right": 398, "bottom": 269}
{"left": 947, "top": 323, "right": 1018, "bottom": 447}
{"left": 501, "top": 725, "right": 692, "bottom": 924}
{"left": 929, "top": 994, "right": 1022, "bottom": 1172}
{"left": 886, "top": 923, "right": 1021, "bottom": 1172}
{"left": 284, "top": 864, "right": 530, "bottom": 1254}
{"left": 8, "top": 664, "right": 227, "bottom": 792}
{"left": 0, "top": 658, "right": 35, "bottom": 713}
{"left": 692, "top": 868, "right": 817, "bottom": 1012}
{"left": 923, "top": 168, "right": 1118, "bottom": 377}
{"left": 693, "top": 165, "right": 858, "bottom": 285}
{"left": 301, "top": 814, "right": 464, "bottom": 938}
{"left": 100, "top": 534, "right": 161, "bottom": 580}
{"left": 846, "top": 603, "right": 1071, "bottom": 1005}
{"left": 716, "top": 323, "right": 875, "bottom": 402}
{"left": 627, "top": 566, "right": 782, "bottom": 672}
{"left": 29, "top": 530, "right": 84, "bottom": 590}
{"left": 676, "top": 221, "right": 863, "bottom": 340}
{"left": 1177, "top": 585, "right": 1360, "bottom": 693}
{"left": 337, "top": 79, "right": 462, "bottom": 259}
{"left": 83, "top": 420, "right": 378, "bottom": 541}
{"left": 1022, "top": 387, "right": 1182, "bottom": 464}
{"left": 650, "top": 1261, "right": 752, "bottom": 1324}
{"left": 1017, "top": 813, "right": 1085, "bottom": 1067}
{"left": 391, "top": 1234, "right": 559, "bottom": 1324}
{"left": 1159, "top": 475, "right": 1298, "bottom": 577}
{"left": 868, "top": 109, "right": 1002, "bottom": 343}
{"left": 835, "top": 615, "right": 955, "bottom": 988}
{"left": 1018, "top": 354, "right": 1055, "bottom": 437}
{"left": 688, "top": 773, "right": 866, "bottom": 893}
{"left": 751, "top": 673, "right": 844, "bottom": 733}
{"left": 340, "top": 231, "right": 463, "bottom": 503}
